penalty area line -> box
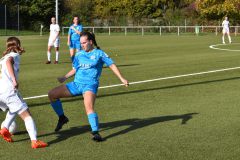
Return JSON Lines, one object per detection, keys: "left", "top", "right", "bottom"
{"left": 23, "top": 66, "right": 240, "bottom": 100}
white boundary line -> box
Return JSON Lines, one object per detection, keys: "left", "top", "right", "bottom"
{"left": 23, "top": 66, "right": 240, "bottom": 100}
{"left": 209, "top": 43, "right": 240, "bottom": 52}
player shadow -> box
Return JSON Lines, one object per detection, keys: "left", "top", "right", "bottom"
{"left": 14, "top": 112, "right": 198, "bottom": 145}
{"left": 27, "top": 75, "right": 240, "bottom": 108}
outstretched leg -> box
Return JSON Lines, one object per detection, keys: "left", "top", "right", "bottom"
{"left": 48, "top": 85, "right": 72, "bottom": 131}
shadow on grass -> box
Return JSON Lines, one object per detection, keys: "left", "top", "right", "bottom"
{"left": 14, "top": 112, "right": 198, "bottom": 145}
{"left": 27, "top": 76, "right": 240, "bottom": 108}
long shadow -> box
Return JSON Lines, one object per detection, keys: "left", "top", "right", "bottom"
{"left": 27, "top": 76, "right": 240, "bottom": 108}
{"left": 14, "top": 113, "right": 198, "bottom": 145}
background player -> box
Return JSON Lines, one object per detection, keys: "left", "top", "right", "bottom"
{"left": 46, "top": 17, "right": 60, "bottom": 64}
{"left": 0, "top": 37, "right": 48, "bottom": 149}
{"left": 222, "top": 16, "right": 232, "bottom": 44}
{"left": 48, "top": 31, "right": 129, "bottom": 142}
{"left": 67, "top": 16, "right": 83, "bottom": 61}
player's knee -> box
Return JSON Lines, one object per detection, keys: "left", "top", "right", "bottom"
{"left": 48, "top": 90, "right": 55, "bottom": 101}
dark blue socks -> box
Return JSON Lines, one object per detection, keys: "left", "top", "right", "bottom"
{"left": 51, "top": 99, "right": 64, "bottom": 116}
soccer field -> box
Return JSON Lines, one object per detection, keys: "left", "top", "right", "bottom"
{"left": 0, "top": 34, "right": 240, "bottom": 160}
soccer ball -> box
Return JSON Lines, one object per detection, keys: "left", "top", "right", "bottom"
{"left": 1, "top": 120, "right": 17, "bottom": 134}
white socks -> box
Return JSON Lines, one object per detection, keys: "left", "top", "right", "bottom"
{"left": 47, "top": 51, "right": 51, "bottom": 61}
{"left": 56, "top": 51, "right": 59, "bottom": 61}
{"left": 2, "top": 111, "right": 16, "bottom": 129}
{"left": 48, "top": 51, "right": 59, "bottom": 61}
{"left": 228, "top": 35, "right": 232, "bottom": 43}
{"left": 222, "top": 35, "right": 232, "bottom": 43}
{"left": 24, "top": 116, "right": 37, "bottom": 141}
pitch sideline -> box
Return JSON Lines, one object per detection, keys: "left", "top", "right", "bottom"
{"left": 23, "top": 66, "right": 240, "bottom": 100}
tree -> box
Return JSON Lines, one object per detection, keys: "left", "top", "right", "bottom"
{"left": 196, "top": 0, "right": 240, "bottom": 21}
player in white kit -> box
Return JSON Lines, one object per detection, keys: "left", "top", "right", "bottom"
{"left": 0, "top": 37, "right": 48, "bottom": 149}
{"left": 46, "top": 17, "right": 60, "bottom": 64}
{"left": 222, "top": 16, "right": 232, "bottom": 44}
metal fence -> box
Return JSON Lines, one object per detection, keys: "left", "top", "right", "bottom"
{"left": 62, "top": 26, "right": 240, "bottom": 36}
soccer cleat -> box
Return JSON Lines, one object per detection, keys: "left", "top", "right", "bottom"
{"left": 92, "top": 131, "right": 103, "bottom": 142}
{"left": 0, "top": 127, "right": 13, "bottom": 142}
{"left": 46, "top": 60, "right": 51, "bottom": 64}
{"left": 55, "top": 115, "right": 69, "bottom": 132}
{"left": 54, "top": 61, "right": 58, "bottom": 64}
{"left": 222, "top": 42, "right": 226, "bottom": 44}
{"left": 31, "top": 140, "right": 48, "bottom": 149}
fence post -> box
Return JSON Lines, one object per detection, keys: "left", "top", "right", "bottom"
{"left": 159, "top": 26, "right": 161, "bottom": 36}
{"left": 178, "top": 27, "right": 180, "bottom": 36}
{"left": 215, "top": 27, "right": 218, "bottom": 36}
{"left": 125, "top": 27, "right": 127, "bottom": 36}
{"left": 195, "top": 25, "right": 199, "bottom": 36}
{"left": 109, "top": 27, "right": 110, "bottom": 36}
{"left": 142, "top": 27, "right": 144, "bottom": 36}
{"left": 235, "top": 27, "right": 237, "bottom": 36}
{"left": 93, "top": 27, "right": 95, "bottom": 33}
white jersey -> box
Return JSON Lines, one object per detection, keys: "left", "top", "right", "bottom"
{"left": 0, "top": 52, "right": 27, "bottom": 113}
{"left": 48, "top": 24, "right": 60, "bottom": 47}
{"left": 0, "top": 52, "right": 20, "bottom": 94}
{"left": 222, "top": 20, "right": 229, "bottom": 29}
{"left": 49, "top": 24, "right": 60, "bottom": 40}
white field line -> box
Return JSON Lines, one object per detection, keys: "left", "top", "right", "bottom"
{"left": 23, "top": 66, "right": 240, "bottom": 100}
{"left": 209, "top": 43, "right": 240, "bottom": 52}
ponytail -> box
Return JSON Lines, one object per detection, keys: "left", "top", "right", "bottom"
{"left": 3, "top": 37, "right": 25, "bottom": 56}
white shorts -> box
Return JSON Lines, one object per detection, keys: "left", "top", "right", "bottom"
{"left": 48, "top": 38, "right": 60, "bottom": 47}
{"left": 222, "top": 28, "right": 230, "bottom": 34}
{"left": 0, "top": 90, "right": 28, "bottom": 114}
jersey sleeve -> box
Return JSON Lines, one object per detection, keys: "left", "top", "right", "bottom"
{"left": 79, "top": 25, "right": 83, "bottom": 32}
{"left": 100, "top": 51, "right": 114, "bottom": 67}
{"left": 68, "top": 25, "right": 72, "bottom": 35}
{"left": 56, "top": 24, "right": 60, "bottom": 32}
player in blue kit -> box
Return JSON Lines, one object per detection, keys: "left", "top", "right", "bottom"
{"left": 67, "top": 16, "right": 83, "bottom": 61}
{"left": 48, "top": 31, "right": 129, "bottom": 141}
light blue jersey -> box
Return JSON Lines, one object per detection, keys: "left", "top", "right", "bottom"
{"left": 68, "top": 24, "right": 83, "bottom": 41}
{"left": 73, "top": 49, "right": 114, "bottom": 85}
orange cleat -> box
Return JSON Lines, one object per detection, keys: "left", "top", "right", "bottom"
{"left": 0, "top": 127, "right": 13, "bottom": 142}
{"left": 31, "top": 140, "right": 48, "bottom": 149}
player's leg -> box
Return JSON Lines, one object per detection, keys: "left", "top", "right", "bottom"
{"left": 0, "top": 111, "right": 16, "bottom": 142}
{"left": 48, "top": 85, "right": 72, "bottom": 131}
{"left": 222, "top": 30, "right": 226, "bottom": 44}
{"left": 83, "top": 90, "right": 103, "bottom": 142}
{"left": 18, "top": 108, "right": 48, "bottom": 149}
{"left": 54, "top": 39, "right": 60, "bottom": 64}
{"left": 227, "top": 32, "right": 232, "bottom": 43}
{"left": 46, "top": 45, "right": 52, "bottom": 64}
{"left": 54, "top": 47, "right": 59, "bottom": 64}
{"left": 1, "top": 111, "right": 16, "bottom": 130}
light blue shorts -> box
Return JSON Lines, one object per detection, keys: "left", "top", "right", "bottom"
{"left": 69, "top": 40, "right": 81, "bottom": 50}
{"left": 66, "top": 82, "right": 98, "bottom": 96}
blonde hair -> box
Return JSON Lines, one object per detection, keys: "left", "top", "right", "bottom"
{"left": 3, "top": 37, "right": 25, "bottom": 56}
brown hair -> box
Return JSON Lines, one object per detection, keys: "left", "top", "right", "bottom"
{"left": 3, "top": 37, "right": 25, "bottom": 56}
{"left": 81, "top": 31, "right": 100, "bottom": 49}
